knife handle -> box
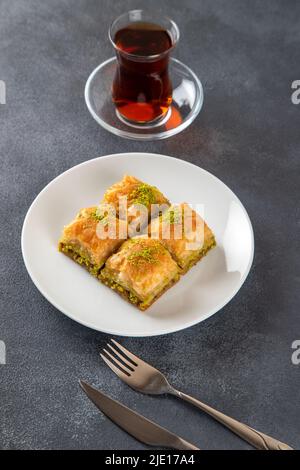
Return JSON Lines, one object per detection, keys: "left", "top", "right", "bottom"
{"left": 170, "top": 389, "right": 293, "bottom": 450}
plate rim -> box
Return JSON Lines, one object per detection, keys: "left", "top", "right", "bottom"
{"left": 21, "top": 152, "right": 255, "bottom": 337}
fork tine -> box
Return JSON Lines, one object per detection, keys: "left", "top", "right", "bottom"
{"left": 103, "top": 349, "right": 133, "bottom": 374}
{"left": 100, "top": 353, "right": 131, "bottom": 380}
{"left": 110, "top": 339, "right": 141, "bottom": 366}
{"left": 107, "top": 343, "right": 136, "bottom": 371}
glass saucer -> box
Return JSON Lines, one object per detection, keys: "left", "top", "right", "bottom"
{"left": 85, "top": 57, "right": 204, "bottom": 141}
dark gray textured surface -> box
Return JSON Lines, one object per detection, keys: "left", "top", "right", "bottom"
{"left": 0, "top": 0, "right": 299, "bottom": 450}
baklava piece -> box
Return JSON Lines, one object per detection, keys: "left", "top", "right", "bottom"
{"left": 100, "top": 238, "right": 180, "bottom": 310}
{"left": 102, "top": 175, "right": 170, "bottom": 233}
{"left": 150, "top": 203, "right": 216, "bottom": 273}
{"left": 58, "top": 206, "right": 127, "bottom": 276}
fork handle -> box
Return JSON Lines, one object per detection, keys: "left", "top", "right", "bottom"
{"left": 170, "top": 389, "right": 293, "bottom": 450}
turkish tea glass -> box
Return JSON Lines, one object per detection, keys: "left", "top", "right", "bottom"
{"left": 109, "top": 10, "right": 180, "bottom": 127}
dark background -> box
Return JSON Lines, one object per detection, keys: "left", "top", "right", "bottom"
{"left": 0, "top": 0, "right": 299, "bottom": 450}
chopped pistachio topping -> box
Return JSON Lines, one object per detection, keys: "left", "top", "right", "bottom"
{"left": 130, "top": 183, "right": 158, "bottom": 207}
{"left": 127, "top": 242, "right": 163, "bottom": 266}
{"left": 91, "top": 209, "right": 105, "bottom": 221}
{"left": 161, "top": 206, "right": 182, "bottom": 225}
{"left": 91, "top": 206, "right": 112, "bottom": 225}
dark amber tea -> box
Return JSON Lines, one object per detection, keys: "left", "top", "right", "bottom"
{"left": 112, "top": 22, "right": 174, "bottom": 124}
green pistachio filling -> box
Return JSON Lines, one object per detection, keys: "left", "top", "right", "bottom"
{"left": 100, "top": 275, "right": 139, "bottom": 305}
{"left": 179, "top": 238, "right": 216, "bottom": 271}
{"left": 99, "top": 272, "right": 179, "bottom": 310}
{"left": 59, "top": 243, "right": 102, "bottom": 276}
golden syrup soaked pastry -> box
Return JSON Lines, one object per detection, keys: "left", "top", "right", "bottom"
{"left": 149, "top": 203, "right": 216, "bottom": 273}
{"left": 102, "top": 175, "right": 170, "bottom": 233}
{"left": 58, "top": 206, "right": 127, "bottom": 276}
{"left": 100, "top": 237, "right": 180, "bottom": 310}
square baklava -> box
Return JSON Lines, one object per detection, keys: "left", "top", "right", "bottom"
{"left": 149, "top": 203, "right": 216, "bottom": 273}
{"left": 100, "top": 237, "right": 180, "bottom": 310}
{"left": 58, "top": 177, "right": 216, "bottom": 311}
{"left": 102, "top": 175, "right": 170, "bottom": 234}
{"left": 58, "top": 206, "right": 127, "bottom": 276}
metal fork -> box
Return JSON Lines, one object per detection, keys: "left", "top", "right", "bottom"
{"left": 100, "top": 339, "right": 293, "bottom": 450}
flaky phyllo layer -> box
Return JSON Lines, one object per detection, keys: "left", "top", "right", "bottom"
{"left": 100, "top": 238, "right": 180, "bottom": 310}
{"left": 58, "top": 206, "right": 127, "bottom": 275}
{"left": 149, "top": 203, "right": 216, "bottom": 272}
{"left": 58, "top": 176, "right": 216, "bottom": 310}
{"left": 102, "top": 175, "right": 170, "bottom": 233}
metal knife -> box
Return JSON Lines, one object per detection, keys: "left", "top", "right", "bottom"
{"left": 79, "top": 380, "right": 199, "bottom": 450}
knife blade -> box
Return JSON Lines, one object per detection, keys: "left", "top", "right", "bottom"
{"left": 79, "top": 380, "right": 199, "bottom": 450}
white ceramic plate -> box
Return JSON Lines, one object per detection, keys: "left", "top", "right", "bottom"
{"left": 21, "top": 153, "right": 254, "bottom": 337}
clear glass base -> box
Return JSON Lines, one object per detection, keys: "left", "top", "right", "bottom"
{"left": 85, "top": 57, "right": 204, "bottom": 141}
{"left": 115, "top": 106, "right": 172, "bottom": 129}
